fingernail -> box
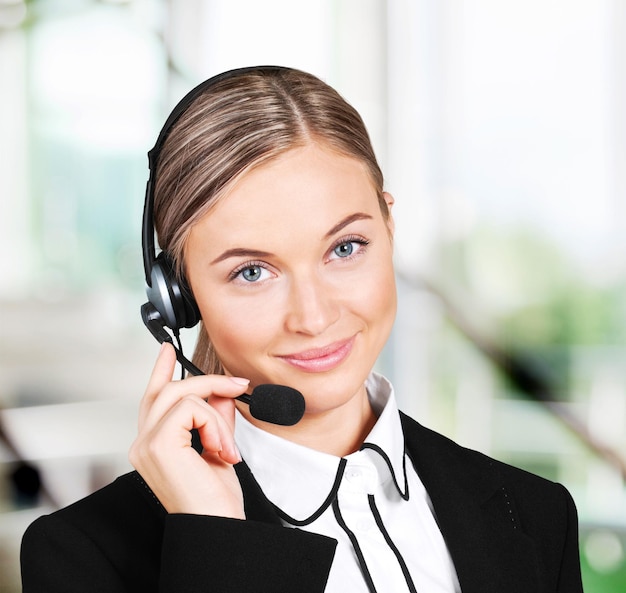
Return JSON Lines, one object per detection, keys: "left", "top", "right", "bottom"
{"left": 229, "top": 377, "right": 250, "bottom": 386}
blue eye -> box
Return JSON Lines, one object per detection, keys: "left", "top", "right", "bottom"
{"left": 229, "top": 261, "right": 274, "bottom": 284}
{"left": 330, "top": 236, "right": 369, "bottom": 261}
{"left": 334, "top": 242, "right": 354, "bottom": 258}
{"left": 240, "top": 265, "right": 263, "bottom": 282}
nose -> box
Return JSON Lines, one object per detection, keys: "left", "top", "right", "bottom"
{"left": 284, "top": 274, "right": 340, "bottom": 336}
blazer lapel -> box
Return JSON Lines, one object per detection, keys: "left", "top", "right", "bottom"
{"left": 401, "top": 413, "right": 540, "bottom": 593}
{"left": 235, "top": 461, "right": 285, "bottom": 524}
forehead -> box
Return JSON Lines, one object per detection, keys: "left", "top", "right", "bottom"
{"left": 194, "top": 144, "right": 380, "bottom": 238}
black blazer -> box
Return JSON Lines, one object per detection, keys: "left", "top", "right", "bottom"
{"left": 21, "top": 413, "right": 583, "bottom": 592}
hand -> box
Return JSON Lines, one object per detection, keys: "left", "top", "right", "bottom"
{"left": 129, "top": 343, "right": 249, "bottom": 518}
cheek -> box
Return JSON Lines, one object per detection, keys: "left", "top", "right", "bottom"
{"left": 355, "top": 253, "right": 397, "bottom": 324}
{"left": 372, "top": 281, "right": 397, "bottom": 337}
{"left": 198, "top": 294, "right": 278, "bottom": 361}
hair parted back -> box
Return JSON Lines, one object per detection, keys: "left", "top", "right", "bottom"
{"left": 152, "top": 66, "right": 386, "bottom": 375}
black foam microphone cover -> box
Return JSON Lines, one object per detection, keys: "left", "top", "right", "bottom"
{"left": 241, "top": 384, "right": 306, "bottom": 426}
{"left": 191, "top": 384, "right": 304, "bottom": 452}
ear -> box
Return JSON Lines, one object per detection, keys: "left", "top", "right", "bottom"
{"left": 383, "top": 192, "right": 395, "bottom": 237}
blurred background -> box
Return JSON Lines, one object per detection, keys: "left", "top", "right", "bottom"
{"left": 1, "top": 0, "right": 625, "bottom": 591}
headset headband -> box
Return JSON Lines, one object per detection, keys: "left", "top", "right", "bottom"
{"left": 141, "top": 65, "right": 289, "bottom": 286}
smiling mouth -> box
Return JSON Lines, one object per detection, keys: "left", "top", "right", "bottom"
{"left": 277, "top": 336, "right": 356, "bottom": 372}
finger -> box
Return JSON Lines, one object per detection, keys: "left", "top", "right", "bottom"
{"left": 147, "top": 395, "right": 240, "bottom": 464}
{"left": 138, "top": 343, "right": 177, "bottom": 427}
{"left": 206, "top": 376, "right": 249, "bottom": 434}
{"left": 144, "top": 343, "right": 177, "bottom": 397}
{"left": 196, "top": 403, "right": 242, "bottom": 465}
{"left": 165, "top": 394, "right": 241, "bottom": 464}
{"left": 208, "top": 392, "right": 238, "bottom": 435}
{"left": 141, "top": 375, "right": 249, "bottom": 435}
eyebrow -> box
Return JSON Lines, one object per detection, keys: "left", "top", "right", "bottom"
{"left": 211, "top": 247, "right": 273, "bottom": 265}
{"left": 211, "top": 212, "right": 374, "bottom": 265}
{"left": 324, "top": 212, "right": 373, "bottom": 238}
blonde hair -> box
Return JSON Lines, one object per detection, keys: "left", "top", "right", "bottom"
{"left": 152, "top": 67, "right": 386, "bottom": 374}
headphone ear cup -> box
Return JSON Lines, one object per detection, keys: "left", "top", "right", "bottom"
{"left": 146, "top": 252, "right": 201, "bottom": 331}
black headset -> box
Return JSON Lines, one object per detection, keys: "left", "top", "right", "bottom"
{"left": 141, "top": 66, "right": 288, "bottom": 340}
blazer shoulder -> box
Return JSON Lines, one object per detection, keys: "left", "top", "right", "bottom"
{"left": 21, "top": 472, "right": 165, "bottom": 591}
{"left": 42, "top": 471, "right": 165, "bottom": 531}
{"left": 400, "top": 411, "right": 561, "bottom": 486}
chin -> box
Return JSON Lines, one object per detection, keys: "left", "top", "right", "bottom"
{"left": 290, "top": 371, "right": 370, "bottom": 412}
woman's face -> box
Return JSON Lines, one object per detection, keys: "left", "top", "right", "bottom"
{"left": 185, "top": 143, "right": 396, "bottom": 418}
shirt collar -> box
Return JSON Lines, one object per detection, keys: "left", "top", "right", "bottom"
{"left": 234, "top": 372, "right": 408, "bottom": 524}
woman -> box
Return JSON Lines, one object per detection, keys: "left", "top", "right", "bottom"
{"left": 21, "top": 66, "right": 583, "bottom": 593}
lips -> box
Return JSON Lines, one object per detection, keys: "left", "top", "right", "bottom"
{"left": 277, "top": 336, "right": 356, "bottom": 373}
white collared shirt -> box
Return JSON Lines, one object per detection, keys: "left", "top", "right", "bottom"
{"left": 235, "top": 373, "right": 461, "bottom": 593}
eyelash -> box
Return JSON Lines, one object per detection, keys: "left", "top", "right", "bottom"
{"left": 227, "top": 234, "right": 371, "bottom": 283}
{"left": 328, "top": 235, "right": 370, "bottom": 261}
{"left": 228, "top": 260, "right": 269, "bottom": 283}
